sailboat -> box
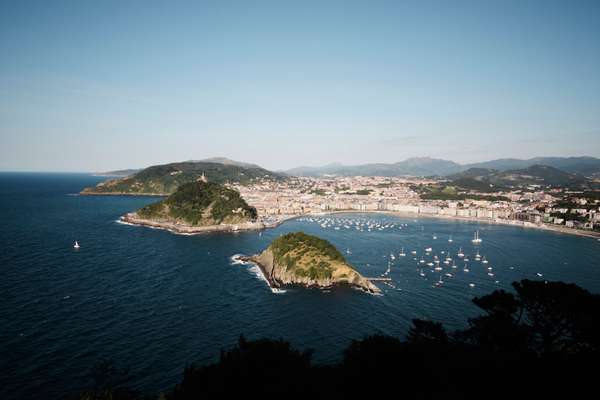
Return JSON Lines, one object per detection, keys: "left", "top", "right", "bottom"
{"left": 73, "top": 241, "right": 80, "bottom": 249}
{"left": 399, "top": 247, "right": 406, "bottom": 257}
{"left": 482, "top": 256, "right": 488, "bottom": 264}
{"left": 457, "top": 247, "right": 464, "bottom": 258}
{"left": 472, "top": 230, "right": 482, "bottom": 244}
{"left": 448, "top": 235, "right": 453, "bottom": 243}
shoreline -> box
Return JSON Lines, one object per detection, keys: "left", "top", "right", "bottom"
{"left": 119, "top": 212, "right": 300, "bottom": 235}
{"left": 120, "top": 213, "right": 267, "bottom": 234}
{"left": 237, "top": 254, "right": 379, "bottom": 294}
{"left": 296, "top": 210, "right": 600, "bottom": 240}
{"left": 81, "top": 191, "right": 168, "bottom": 197}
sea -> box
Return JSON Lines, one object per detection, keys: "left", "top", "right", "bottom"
{"left": 1, "top": 172, "right": 599, "bottom": 399}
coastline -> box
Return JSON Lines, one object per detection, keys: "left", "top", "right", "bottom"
{"left": 236, "top": 252, "right": 380, "bottom": 294}
{"left": 81, "top": 191, "right": 168, "bottom": 197}
{"left": 301, "top": 209, "right": 600, "bottom": 240}
{"left": 120, "top": 213, "right": 266, "bottom": 234}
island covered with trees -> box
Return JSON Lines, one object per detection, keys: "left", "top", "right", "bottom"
{"left": 241, "top": 232, "right": 380, "bottom": 293}
{"left": 121, "top": 181, "right": 261, "bottom": 233}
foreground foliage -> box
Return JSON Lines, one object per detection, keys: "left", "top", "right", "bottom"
{"left": 72, "top": 279, "right": 600, "bottom": 399}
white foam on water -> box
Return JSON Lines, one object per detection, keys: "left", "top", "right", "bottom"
{"left": 230, "top": 254, "right": 249, "bottom": 266}
{"left": 231, "top": 255, "right": 287, "bottom": 294}
{"left": 115, "top": 219, "right": 137, "bottom": 227}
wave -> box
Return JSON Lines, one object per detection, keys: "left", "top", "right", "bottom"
{"left": 115, "top": 219, "right": 137, "bottom": 226}
{"left": 231, "top": 255, "right": 286, "bottom": 294}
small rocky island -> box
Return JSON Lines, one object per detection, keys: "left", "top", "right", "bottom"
{"left": 242, "top": 232, "right": 380, "bottom": 293}
{"left": 121, "top": 180, "right": 264, "bottom": 234}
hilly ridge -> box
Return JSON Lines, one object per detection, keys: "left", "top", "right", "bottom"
{"left": 445, "top": 164, "right": 589, "bottom": 191}
{"left": 285, "top": 156, "right": 600, "bottom": 178}
{"left": 82, "top": 160, "right": 284, "bottom": 195}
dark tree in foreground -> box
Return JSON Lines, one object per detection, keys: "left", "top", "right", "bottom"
{"left": 169, "top": 335, "right": 314, "bottom": 398}
{"left": 71, "top": 279, "right": 600, "bottom": 399}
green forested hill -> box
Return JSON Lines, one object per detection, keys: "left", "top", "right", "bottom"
{"left": 82, "top": 161, "right": 284, "bottom": 195}
{"left": 137, "top": 181, "right": 257, "bottom": 226}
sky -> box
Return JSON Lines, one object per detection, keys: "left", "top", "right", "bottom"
{"left": 1, "top": 0, "right": 599, "bottom": 172}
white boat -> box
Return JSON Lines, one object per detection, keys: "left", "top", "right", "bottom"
{"left": 469, "top": 283, "right": 475, "bottom": 288}
{"left": 346, "top": 248, "right": 352, "bottom": 255}
{"left": 433, "top": 234, "right": 437, "bottom": 240}
{"left": 425, "top": 247, "right": 432, "bottom": 252}
{"left": 411, "top": 250, "right": 417, "bottom": 255}
{"left": 475, "top": 251, "right": 481, "bottom": 260}
{"left": 399, "top": 247, "right": 406, "bottom": 257}
{"left": 482, "top": 256, "right": 488, "bottom": 264}
{"left": 73, "top": 241, "right": 80, "bottom": 249}
{"left": 472, "top": 230, "right": 482, "bottom": 244}
{"left": 390, "top": 253, "right": 396, "bottom": 260}
{"left": 457, "top": 247, "right": 464, "bottom": 258}
{"left": 448, "top": 235, "right": 453, "bottom": 243}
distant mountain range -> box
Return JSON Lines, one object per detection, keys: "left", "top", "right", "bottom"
{"left": 446, "top": 165, "right": 590, "bottom": 191}
{"left": 284, "top": 157, "right": 600, "bottom": 178}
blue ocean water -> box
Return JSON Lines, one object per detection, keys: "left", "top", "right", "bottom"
{"left": 1, "top": 173, "right": 599, "bottom": 399}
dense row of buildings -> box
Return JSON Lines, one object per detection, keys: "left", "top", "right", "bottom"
{"left": 233, "top": 176, "right": 600, "bottom": 232}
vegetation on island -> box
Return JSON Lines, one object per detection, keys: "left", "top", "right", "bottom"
{"left": 82, "top": 161, "right": 284, "bottom": 195}
{"left": 268, "top": 232, "right": 346, "bottom": 280}
{"left": 71, "top": 278, "right": 600, "bottom": 399}
{"left": 137, "top": 181, "right": 257, "bottom": 225}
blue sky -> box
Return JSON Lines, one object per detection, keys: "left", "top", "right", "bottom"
{"left": 1, "top": 0, "right": 599, "bottom": 171}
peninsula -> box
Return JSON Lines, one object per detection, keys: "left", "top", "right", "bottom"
{"left": 81, "top": 159, "right": 284, "bottom": 196}
{"left": 242, "top": 232, "right": 380, "bottom": 293}
{"left": 121, "top": 180, "right": 264, "bottom": 234}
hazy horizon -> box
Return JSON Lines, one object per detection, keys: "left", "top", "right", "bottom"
{"left": 1, "top": 0, "right": 599, "bottom": 172}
